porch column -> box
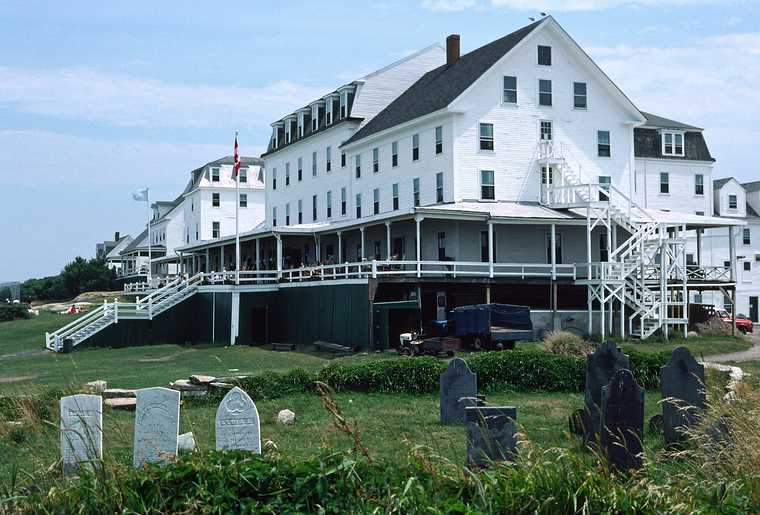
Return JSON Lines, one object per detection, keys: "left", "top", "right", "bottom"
{"left": 178, "top": 251, "right": 183, "bottom": 275}
{"left": 586, "top": 208, "right": 592, "bottom": 279}
{"left": 205, "top": 248, "right": 210, "bottom": 273}
{"left": 488, "top": 221, "right": 494, "bottom": 279}
{"left": 415, "top": 215, "right": 423, "bottom": 278}
{"left": 275, "top": 234, "right": 282, "bottom": 278}
{"left": 550, "top": 223, "right": 556, "bottom": 280}
{"left": 385, "top": 221, "right": 391, "bottom": 260}
{"left": 220, "top": 245, "right": 225, "bottom": 271}
{"left": 314, "top": 234, "right": 321, "bottom": 264}
{"left": 696, "top": 230, "right": 702, "bottom": 266}
{"left": 337, "top": 231, "right": 343, "bottom": 262}
{"left": 359, "top": 226, "right": 365, "bottom": 261}
{"left": 255, "top": 238, "right": 260, "bottom": 270}
{"left": 728, "top": 226, "right": 736, "bottom": 282}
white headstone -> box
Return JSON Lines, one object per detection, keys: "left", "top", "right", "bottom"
{"left": 215, "top": 387, "right": 261, "bottom": 453}
{"left": 60, "top": 394, "right": 103, "bottom": 475}
{"left": 177, "top": 431, "right": 196, "bottom": 452}
{"left": 133, "top": 387, "right": 180, "bottom": 468}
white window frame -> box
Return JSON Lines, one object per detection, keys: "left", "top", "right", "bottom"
{"left": 212, "top": 192, "right": 220, "bottom": 207}
{"left": 211, "top": 167, "right": 220, "bottom": 182}
{"left": 597, "top": 130, "right": 610, "bottom": 157}
{"left": 435, "top": 126, "right": 443, "bottom": 154}
{"left": 392, "top": 183, "right": 399, "bottom": 210}
{"left": 502, "top": 75, "right": 517, "bottom": 104}
{"left": 537, "top": 45, "right": 552, "bottom": 66}
{"left": 478, "top": 122, "right": 494, "bottom": 151}
{"left": 729, "top": 194, "right": 738, "bottom": 209}
{"left": 240, "top": 193, "right": 247, "bottom": 208}
{"left": 373, "top": 147, "right": 379, "bottom": 173}
{"left": 480, "top": 170, "right": 495, "bottom": 201}
{"left": 695, "top": 174, "right": 704, "bottom": 196}
{"left": 413, "top": 177, "right": 420, "bottom": 207}
{"left": 573, "top": 81, "right": 587, "bottom": 109}
{"left": 661, "top": 131, "right": 685, "bottom": 157}
{"left": 538, "top": 79, "right": 552, "bottom": 107}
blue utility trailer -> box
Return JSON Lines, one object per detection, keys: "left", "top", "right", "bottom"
{"left": 452, "top": 303, "right": 533, "bottom": 350}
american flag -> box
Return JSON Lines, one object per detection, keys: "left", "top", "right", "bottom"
{"left": 232, "top": 132, "right": 241, "bottom": 178}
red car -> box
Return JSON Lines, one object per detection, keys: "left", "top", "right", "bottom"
{"left": 716, "top": 309, "right": 754, "bottom": 334}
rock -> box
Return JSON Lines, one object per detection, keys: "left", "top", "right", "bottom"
{"left": 85, "top": 380, "right": 107, "bottom": 394}
{"left": 209, "top": 382, "right": 234, "bottom": 392}
{"left": 687, "top": 331, "right": 699, "bottom": 338}
{"left": 277, "top": 409, "right": 296, "bottom": 425}
{"left": 170, "top": 380, "right": 208, "bottom": 396}
{"left": 178, "top": 432, "right": 196, "bottom": 452}
{"left": 103, "top": 388, "right": 137, "bottom": 399}
{"left": 105, "top": 398, "right": 136, "bottom": 410}
{"left": 189, "top": 375, "right": 216, "bottom": 385}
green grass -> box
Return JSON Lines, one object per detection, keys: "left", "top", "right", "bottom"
{"left": 618, "top": 335, "right": 752, "bottom": 357}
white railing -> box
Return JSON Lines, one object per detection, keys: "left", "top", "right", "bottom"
{"left": 686, "top": 265, "right": 731, "bottom": 282}
{"left": 45, "top": 302, "right": 113, "bottom": 350}
{"left": 123, "top": 281, "right": 151, "bottom": 293}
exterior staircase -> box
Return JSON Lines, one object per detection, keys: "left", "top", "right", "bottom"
{"left": 45, "top": 273, "right": 204, "bottom": 352}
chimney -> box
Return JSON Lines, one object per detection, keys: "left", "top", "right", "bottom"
{"left": 446, "top": 34, "right": 460, "bottom": 65}
{"left": 114, "top": 231, "right": 120, "bottom": 241}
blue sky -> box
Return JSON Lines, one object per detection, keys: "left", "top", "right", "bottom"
{"left": 1, "top": 0, "right": 758, "bottom": 281}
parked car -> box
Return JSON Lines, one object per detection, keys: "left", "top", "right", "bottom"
{"left": 715, "top": 309, "right": 754, "bottom": 334}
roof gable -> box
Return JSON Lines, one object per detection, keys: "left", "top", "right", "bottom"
{"left": 713, "top": 177, "right": 743, "bottom": 191}
{"left": 641, "top": 112, "right": 702, "bottom": 131}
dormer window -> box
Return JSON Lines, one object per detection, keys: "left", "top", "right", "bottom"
{"left": 297, "top": 112, "right": 305, "bottom": 138}
{"left": 285, "top": 122, "right": 292, "bottom": 144}
{"left": 538, "top": 45, "right": 552, "bottom": 66}
{"left": 311, "top": 105, "right": 319, "bottom": 131}
{"left": 729, "top": 194, "right": 738, "bottom": 209}
{"left": 211, "top": 167, "right": 220, "bottom": 182}
{"left": 239, "top": 167, "right": 247, "bottom": 183}
{"left": 340, "top": 91, "right": 348, "bottom": 119}
{"left": 272, "top": 127, "right": 279, "bottom": 149}
{"left": 662, "top": 131, "right": 684, "bottom": 156}
{"left": 326, "top": 97, "right": 333, "bottom": 125}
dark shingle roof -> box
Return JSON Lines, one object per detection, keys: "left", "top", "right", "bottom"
{"left": 746, "top": 202, "right": 759, "bottom": 218}
{"left": 742, "top": 180, "right": 760, "bottom": 192}
{"left": 713, "top": 178, "right": 733, "bottom": 189}
{"left": 634, "top": 128, "right": 714, "bottom": 162}
{"left": 182, "top": 155, "right": 262, "bottom": 195}
{"left": 343, "top": 19, "right": 545, "bottom": 146}
{"left": 121, "top": 228, "right": 148, "bottom": 254}
{"left": 641, "top": 112, "right": 702, "bottom": 131}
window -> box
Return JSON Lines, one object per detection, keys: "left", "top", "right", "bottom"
{"left": 573, "top": 82, "right": 587, "bottom": 109}
{"left": 540, "top": 120, "right": 552, "bottom": 141}
{"left": 212, "top": 192, "right": 220, "bottom": 207}
{"left": 598, "top": 232, "right": 608, "bottom": 262}
{"left": 285, "top": 203, "right": 290, "bottom": 226}
{"left": 312, "top": 107, "right": 318, "bottom": 131}
{"left": 285, "top": 163, "right": 290, "bottom": 186}
{"left": 539, "top": 79, "right": 552, "bottom": 106}
{"left": 341, "top": 151, "right": 346, "bottom": 168}
{"left": 413, "top": 178, "right": 420, "bottom": 207}
{"left": 696, "top": 211, "right": 705, "bottom": 216}
{"left": 481, "top": 231, "right": 489, "bottom": 262}
{"left": 480, "top": 170, "right": 495, "bottom": 200}
{"left": 191, "top": 199, "right": 194, "bottom": 211}
{"left": 326, "top": 98, "right": 333, "bottom": 125}
{"left": 686, "top": 253, "right": 696, "bottom": 266}
{"left": 392, "top": 141, "right": 399, "bottom": 167}
{"left": 537, "top": 45, "right": 552, "bottom": 65}
{"left": 297, "top": 157, "right": 303, "bottom": 181}
{"left": 479, "top": 123, "right": 494, "bottom": 150}
{"left": 743, "top": 228, "right": 751, "bottom": 245}
{"left": 541, "top": 166, "right": 553, "bottom": 185}
{"left": 598, "top": 175, "right": 611, "bottom": 201}
{"left": 503, "top": 76, "right": 517, "bottom": 104}
{"left": 312, "top": 195, "right": 317, "bottom": 221}
{"left": 662, "top": 132, "right": 684, "bottom": 156}
{"left": 211, "top": 167, "right": 220, "bottom": 182}
{"left": 272, "top": 167, "right": 277, "bottom": 190}
{"left": 436, "top": 172, "right": 444, "bottom": 203}
{"left": 240, "top": 193, "right": 247, "bottom": 208}
{"left": 341, "top": 187, "right": 347, "bottom": 216}
{"left": 435, "top": 126, "right": 443, "bottom": 154}
{"left": 272, "top": 208, "right": 277, "bottom": 227}
{"left": 597, "top": 130, "right": 610, "bottom": 157}
{"left": 660, "top": 173, "right": 669, "bottom": 194}
{"left": 327, "top": 191, "right": 332, "bottom": 218}
{"left": 412, "top": 134, "right": 419, "bottom": 161}
{"left": 392, "top": 183, "right": 399, "bottom": 210}
{"left": 729, "top": 194, "right": 738, "bottom": 209}
{"left": 239, "top": 167, "right": 247, "bottom": 183}
{"left": 298, "top": 199, "right": 303, "bottom": 224}
{"left": 356, "top": 193, "right": 362, "bottom": 218}
{"left": 437, "top": 232, "right": 446, "bottom": 260}
{"left": 373, "top": 188, "right": 380, "bottom": 214}
{"left": 373, "top": 241, "right": 381, "bottom": 260}
{"left": 326, "top": 147, "right": 332, "bottom": 172}
{"left": 355, "top": 154, "right": 361, "bottom": 178}
{"left": 373, "top": 147, "right": 379, "bottom": 173}
{"left": 212, "top": 221, "right": 220, "bottom": 238}
{"left": 340, "top": 91, "right": 347, "bottom": 119}
{"left": 195, "top": 223, "right": 198, "bottom": 241}
{"left": 695, "top": 174, "right": 704, "bottom": 195}
{"left": 312, "top": 151, "right": 317, "bottom": 176}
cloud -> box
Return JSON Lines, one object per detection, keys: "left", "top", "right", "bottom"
{"left": 0, "top": 66, "right": 332, "bottom": 131}
{"left": 421, "top": 0, "right": 477, "bottom": 11}
{"left": 489, "top": 0, "right": 734, "bottom": 11}
{"left": 589, "top": 32, "right": 760, "bottom": 180}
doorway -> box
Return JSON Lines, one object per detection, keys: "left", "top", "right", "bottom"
{"left": 251, "top": 306, "right": 269, "bottom": 345}
{"left": 750, "top": 296, "right": 758, "bottom": 323}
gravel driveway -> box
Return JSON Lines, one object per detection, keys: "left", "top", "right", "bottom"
{"left": 705, "top": 331, "right": 760, "bottom": 363}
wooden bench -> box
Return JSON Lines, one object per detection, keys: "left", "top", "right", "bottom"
{"left": 271, "top": 342, "right": 295, "bottom": 352}
{"left": 314, "top": 340, "right": 354, "bottom": 356}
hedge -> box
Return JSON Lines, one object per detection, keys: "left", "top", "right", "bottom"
{"left": 0, "top": 302, "right": 30, "bottom": 322}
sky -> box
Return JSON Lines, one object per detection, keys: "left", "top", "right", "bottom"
{"left": 1, "top": 0, "right": 758, "bottom": 281}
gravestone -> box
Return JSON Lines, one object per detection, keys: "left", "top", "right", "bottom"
{"left": 584, "top": 340, "right": 630, "bottom": 440}
{"left": 215, "top": 387, "right": 261, "bottom": 452}
{"left": 60, "top": 394, "right": 103, "bottom": 475}
{"left": 465, "top": 406, "right": 518, "bottom": 467}
{"left": 601, "top": 369, "right": 644, "bottom": 471}
{"left": 440, "top": 358, "right": 477, "bottom": 424}
{"left": 661, "top": 346, "right": 705, "bottom": 446}
{"left": 133, "top": 387, "right": 180, "bottom": 468}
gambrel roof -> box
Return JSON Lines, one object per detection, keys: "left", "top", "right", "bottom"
{"left": 640, "top": 112, "right": 702, "bottom": 131}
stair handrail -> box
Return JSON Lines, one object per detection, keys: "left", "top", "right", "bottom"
{"left": 136, "top": 276, "right": 183, "bottom": 306}
{"left": 137, "top": 272, "right": 204, "bottom": 310}
{"left": 46, "top": 303, "right": 111, "bottom": 343}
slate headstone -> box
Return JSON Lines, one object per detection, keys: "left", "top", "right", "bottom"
{"left": 440, "top": 358, "right": 477, "bottom": 424}
{"left": 133, "top": 387, "right": 180, "bottom": 468}
{"left": 601, "top": 369, "right": 644, "bottom": 471}
{"left": 60, "top": 394, "right": 103, "bottom": 475}
{"left": 215, "top": 387, "right": 261, "bottom": 452}
{"left": 465, "top": 406, "right": 518, "bottom": 467}
{"left": 584, "top": 340, "right": 630, "bottom": 440}
{"left": 661, "top": 346, "right": 705, "bottom": 446}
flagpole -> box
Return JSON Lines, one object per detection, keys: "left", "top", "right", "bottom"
{"left": 147, "top": 188, "right": 152, "bottom": 283}
{"left": 235, "top": 131, "right": 240, "bottom": 286}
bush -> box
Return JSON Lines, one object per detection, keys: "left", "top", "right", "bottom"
{"left": 541, "top": 330, "right": 596, "bottom": 357}
{"left": 0, "top": 302, "right": 30, "bottom": 322}
{"left": 695, "top": 318, "right": 733, "bottom": 337}
{"left": 21, "top": 257, "right": 116, "bottom": 302}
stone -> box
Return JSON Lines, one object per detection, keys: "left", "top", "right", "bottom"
{"left": 105, "top": 398, "right": 136, "bottom": 410}
{"left": 277, "top": 409, "right": 296, "bottom": 425}
{"left": 170, "top": 379, "right": 208, "bottom": 397}
{"left": 133, "top": 387, "right": 181, "bottom": 468}
{"left": 103, "top": 388, "right": 137, "bottom": 399}
{"left": 60, "top": 394, "right": 103, "bottom": 475}
{"left": 439, "top": 358, "right": 477, "bottom": 424}
{"left": 215, "top": 387, "right": 261, "bottom": 452}
{"left": 661, "top": 346, "right": 705, "bottom": 446}
{"left": 209, "top": 382, "right": 234, "bottom": 392}
{"left": 601, "top": 369, "right": 644, "bottom": 472}
{"left": 584, "top": 340, "right": 630, "bottom": 440}
{"left": 465, "top": 406, "right": 518, "bottom": 467}
{"left": 178, "top": 432, "right": 196, "bottom": 452}
{"left": 189, "top": 374, "right": 216, "bottom": 385}
{"left": 85, "top": 380, "right": 107, "bottom": 394}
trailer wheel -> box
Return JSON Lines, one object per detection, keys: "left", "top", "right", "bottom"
{"left": 472, "top": 336, "right": 484, "bottom": 351}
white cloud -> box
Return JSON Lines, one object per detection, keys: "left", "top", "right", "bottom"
{"left": 422, "top": 0, "right": 477, "bottom": 11}
{"left": 489, "top": 0, "right": 733, "bottom": 11}
{"left": 0, "top": 66, "right": 332, "bottom": 130}
{"left": 589, "top": 32, "right": 760, "bottom": 180}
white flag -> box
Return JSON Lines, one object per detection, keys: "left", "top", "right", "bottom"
{"left": 132, "top": 189, "right": 148, "bottom": 202}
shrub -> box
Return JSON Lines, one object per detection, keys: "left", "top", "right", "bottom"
{"left": 0, "top": 302, "right": 30, "bottom": 322}
{"left": 695, "top": 318, "right": 733, "bottom": 337}
{"left": 541, "top": 330, "right": 596, "bottom": 357}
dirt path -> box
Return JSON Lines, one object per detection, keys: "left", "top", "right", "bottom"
{"left": 0, "top": 349, "right": 46, "bottom": 362}
{"left": 705, "top": 332, "right": 760, "bottom": 363}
